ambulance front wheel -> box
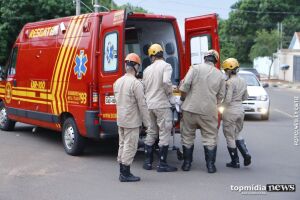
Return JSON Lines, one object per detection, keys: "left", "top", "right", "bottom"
{"left": 62, "top": 117, "right": 86, "bottom": 156}
{"left": 0, "top": 101, "right": 16, "bottom": 131}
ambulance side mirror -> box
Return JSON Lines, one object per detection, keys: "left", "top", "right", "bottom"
{"left": 0, "top": 66, "right": 4, "bottom": 80}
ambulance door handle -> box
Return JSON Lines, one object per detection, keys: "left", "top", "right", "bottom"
{"left": 13, "top": 79, "right": 17, "bottom": 87}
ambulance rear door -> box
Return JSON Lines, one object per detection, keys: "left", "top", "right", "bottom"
{"left": 99, "top": 10, "right": 126, "bottom": 135}
{"left": 184, "top": 14, "right": 219, "bottom": 74}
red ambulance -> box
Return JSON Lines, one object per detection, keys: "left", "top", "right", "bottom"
{"left": 0, "top": 10, "right": 219, "bottom": 155}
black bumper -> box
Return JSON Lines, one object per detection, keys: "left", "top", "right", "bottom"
{"left": 85, "top": 111, "right": 118, "bottom": 139}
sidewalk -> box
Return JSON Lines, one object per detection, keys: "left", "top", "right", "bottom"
{"left": 262, "top": 78, "right": 300, "bottom": 90}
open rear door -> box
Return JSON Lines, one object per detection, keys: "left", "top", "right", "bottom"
{"left": 99, "top": 10, "right": 126, "bottom": 135}
{"left": 185, "top": 14, "right": 220, "bottom": 72}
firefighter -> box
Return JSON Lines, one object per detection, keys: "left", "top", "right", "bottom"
{"left": 142, "top": 43, "right": 177, "bottom": 172}
{"left": 222, "top": 58, "right": 252, "bottom": 168}
{"left": 179, "top": 49, "right": 225, "bottom": 173}
{"left": 113, "top": 53, "right": 151, "bottom": 182}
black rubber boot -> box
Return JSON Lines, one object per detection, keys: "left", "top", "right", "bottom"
{"left": 157, "top": 146, "right": 177, "bottom": 172}
{"left": 143, "top": 144, "right": 154, "bottom": 170}
{"left": 226, "top": 147, "right": 240, "bottom": 168}
{"left": 119, "top": 164, "right": 141, "bottom": 182}
{"left": 236, "top": 140, "right": 251, "bottom": 166}
{"left": 181, "top": 145, "right": 194, "bottom": 171}
{"left": 204, "top": 146, "right": 217, "bottom": 173}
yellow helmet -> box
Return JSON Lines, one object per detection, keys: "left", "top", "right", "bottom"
{"left": 204, "top": 49, "right": 219, "bottom": 62}
{"left": 148, "top": 43, "right": 163, "bottom": 56}
{"left": 222, "top": 58, "right": 240, "bottom": 70}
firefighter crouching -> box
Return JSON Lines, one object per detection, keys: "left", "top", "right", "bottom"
{"left": 179, "top": 49, "right": 225, "bottom": 173}
{"left": 221, "top": 58, "right": 252, "bottom": 168}
{"left": 142, "top": 44, "right": 177, "bottom": 172}
{"left": 113, "top": 53, "right": 151, "bottom": 182}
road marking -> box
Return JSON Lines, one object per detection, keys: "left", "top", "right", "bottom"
{"left": 274, "top": 109, "right": 293, "bottom": 118}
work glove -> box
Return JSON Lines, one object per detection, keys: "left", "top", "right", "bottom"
{"left": 169, "top": 96, "right": 176, "bottom": 105}
{"left": 175, "top": 97, "right": 183, "bottom": 106}
{"left": 174, "top": 97, "right": 182, "bottom": 113}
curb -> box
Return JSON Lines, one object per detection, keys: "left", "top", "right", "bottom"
{"left": 269, "top": 83, "right": 300, "bottom": 90}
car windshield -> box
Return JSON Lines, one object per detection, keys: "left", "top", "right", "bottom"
{"left": 239, "top": 74, "right": 260, "bottom": 86}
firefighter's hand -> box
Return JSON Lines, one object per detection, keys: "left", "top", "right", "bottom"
{"left": 169, "top": 96, "right": 176, "bottom": 105}
{"left": 175, "top": 97, "right": 183, "bottom": 106}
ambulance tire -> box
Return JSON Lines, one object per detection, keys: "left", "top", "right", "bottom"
{"left": 0, "top": 102, "right": 16, "bottom": 131}
{"left": 62, "top": 117, "right": 86, "bottom": 156}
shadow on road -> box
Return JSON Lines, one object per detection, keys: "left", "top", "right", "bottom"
{"left": 13, "top": 124, "right": 119, "bottom": 157}
{"left": 244, "top": 115, "right": 265, "bottom": 121}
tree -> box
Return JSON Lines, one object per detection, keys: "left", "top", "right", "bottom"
{"left": 0, "top": 0, "right": 147, "bottom": 65}
{"left": 219, "top": 0, "right": 300, "bottom": 64}
{"left": 249, "top": 29, "right": 280, "bottom": 79}
{"left": 117, "top": 3, "right": 148, "bottom": 13}
{"left": 0, "top": 0, "right": 75, "bottom": 65}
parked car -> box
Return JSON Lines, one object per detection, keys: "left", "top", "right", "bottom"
{"left": 240, "top": 68, "right": 261, "bottom": 80}
{"left": 239, "top": 71, "right": 270, "bottom": 120}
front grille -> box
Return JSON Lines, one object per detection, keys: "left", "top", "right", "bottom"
{"left": 245, "top": 108, "right": 255, "bottom": 112}
{"left": 247, "top": 96, "right": 257, "bottom": 100}
{"left": 243, "top": 102, "right": 255, "bottom": 105}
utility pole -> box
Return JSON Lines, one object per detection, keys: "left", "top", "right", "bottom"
{"left": 94, "top": 0, "right": 100, "bottom": 12}
{"left": 76, "top": 0, "right": 81, "bottom": 15}
{"left": 277, "top": 22, "right": 283, "bottom": 50}
{"left": 277, "top": 22, "right": 280, "bottom": 50}
{"left": 280, "top": 22, "right": 283, "bottom": 49}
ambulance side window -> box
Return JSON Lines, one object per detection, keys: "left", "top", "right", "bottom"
{"left": 8, "top": 47, "right": 18, "bottom": 76}
{"left": 190, "top": 35, "right": 212, "bottom": 65}
{"left": 103, "top": 32, "right": 118, "bottom": 72}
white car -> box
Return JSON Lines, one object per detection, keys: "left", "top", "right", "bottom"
{"left": 238, "top": 71, "right": 270, "bottom": 120}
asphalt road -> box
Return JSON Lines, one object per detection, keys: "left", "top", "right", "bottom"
{"left": 0, "top": 87, "right": 299, "bottom": 200}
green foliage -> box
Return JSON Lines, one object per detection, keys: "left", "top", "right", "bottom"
{"left": 0, "top": 0, "right": 75, "bottom": 65}
{"left": 0, "top": 0, "right": 147, "bottom": 65}
{"left": 117, "top": 3, "right": 148, "bottom": 13}
{"left": 249, "top": 29, "right": 280, "bottom": 60}
{"left": 219, "top": 0, "right": 300, "bottom": 64}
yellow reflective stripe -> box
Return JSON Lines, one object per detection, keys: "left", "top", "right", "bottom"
{"left": 12, "top": 97, "right": 51, "bottom": 105}
{"left": 50, "top": 16, "right": 79, "bottom": 91}
{"left": 12, "top": 90, "right": 28, "bottom": 97}
{"left": 51, "top": 16, "right": 80, "bottom": 115}
{"left": 56, "top": 17, "right": 82, "bottom": 114}
{"left": 61, "top": 15, "right": 89, "bottom": 112}
{"left": 50, "top": 16, "right": 77, "bottom": 114}
{"left": 40, "top": 93, "right": 54, "bottom": 100}
{"left": 57, "top": 16, "right": 85, "bottom": 113}
{"left": 13, "top": 86, "right": 49, "bottom": 92}
{"left": 0, "top": 88, "right": 4, "bottom": 94}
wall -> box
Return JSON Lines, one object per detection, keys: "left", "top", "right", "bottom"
{"left": 253, "top": 56, "right": 277, "bottom": 78}
{"left": 254, "top": 50, "right": 300, "bottom": 82}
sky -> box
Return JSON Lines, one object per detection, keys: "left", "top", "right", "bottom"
{"left": 114, "top": 0, "right": 238, "bottom": 35}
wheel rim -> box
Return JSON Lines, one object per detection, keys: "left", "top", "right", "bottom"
{"left": 64, "top": 125, "right": 75, "bottom": 150}
{"left": 0, "top": 107, "right": 8, "bottom": 127}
